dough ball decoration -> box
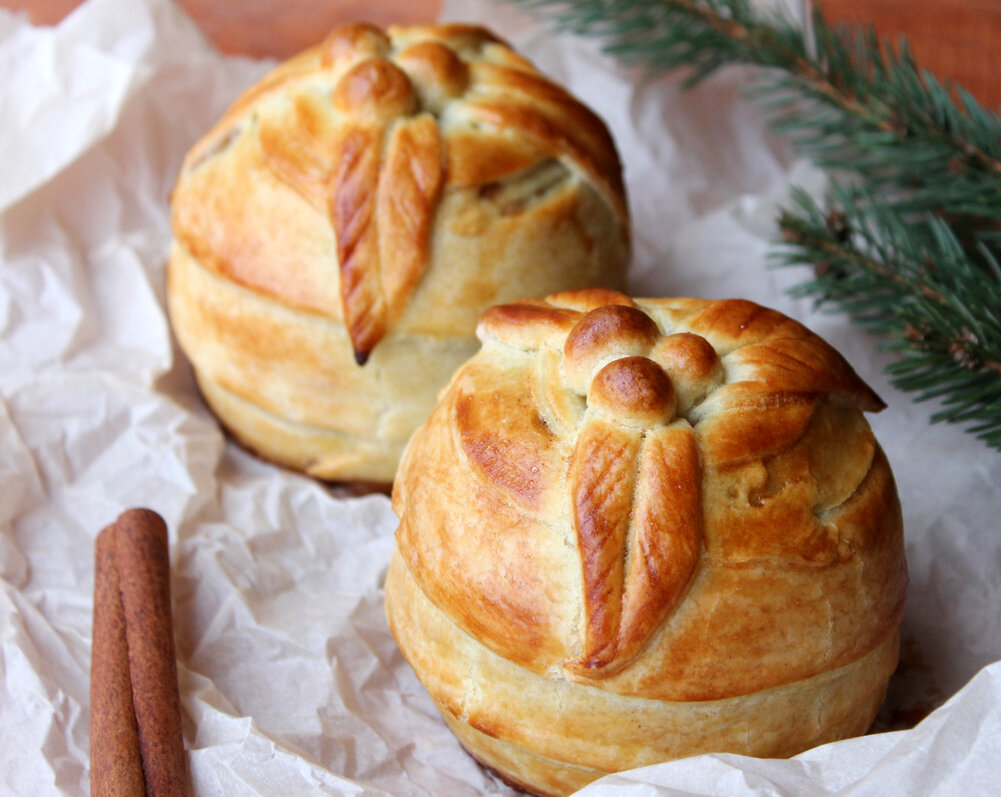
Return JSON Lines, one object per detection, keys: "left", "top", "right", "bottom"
{"left": 386, "top": 289, "right": 907, "bottom": 797}
{"left": 167, "top": 23, "right": 629, "bottom": 485}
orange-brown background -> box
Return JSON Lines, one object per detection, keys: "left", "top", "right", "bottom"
{"left": 4, "top": 0, "right": 1000, "bottom": 107}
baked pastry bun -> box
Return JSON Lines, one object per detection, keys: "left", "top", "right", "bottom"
{"left": 385, "top": 289, "right": 907, "bottom": 797}
{"left": 167, "top": 23, "right": 629, "bottom": 485}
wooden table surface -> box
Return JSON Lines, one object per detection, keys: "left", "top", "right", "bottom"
{"left": 4, "top": 0, "right": 1000, "bottom": 107}
{"left": 2, "top": 0, "right": 442, "bottom": 58}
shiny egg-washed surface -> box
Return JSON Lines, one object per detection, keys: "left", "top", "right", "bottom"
{"left": 386, "top": 289, "right": 907, "bottom": 795}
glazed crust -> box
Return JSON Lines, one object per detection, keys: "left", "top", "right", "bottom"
{"left": 386, "top": 289, "right": 907, "bottom": 794}
{"left": 167, "top": 23, "right": 629, "bottom": 483}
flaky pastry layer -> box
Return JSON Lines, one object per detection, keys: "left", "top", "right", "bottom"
{"left": 387, "top": 547, "right": 898, "bottom": 797}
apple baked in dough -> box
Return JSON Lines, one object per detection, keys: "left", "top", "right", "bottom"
{"left": 167, "top": 23, "right": 629, "bottom": 485}
{"left": 385, "top": 289, "right": 907, "bottom": 797}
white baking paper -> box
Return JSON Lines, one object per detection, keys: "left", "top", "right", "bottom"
{"left": 0, "top": 0, "right": 998, "bottom": 794}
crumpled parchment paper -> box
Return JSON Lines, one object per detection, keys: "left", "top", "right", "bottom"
{"left": 1, "top": 0, "right": 998, "bottom": 794}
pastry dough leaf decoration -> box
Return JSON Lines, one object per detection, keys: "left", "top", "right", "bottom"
{"left": 619, "top": 424, "right": 701, "bottom": 664}
{"left": 256, "top": 93, "right": 334, "bottom": 210}
{"left": 329, "top": 123, "right": 386, "bottom": 364}
{"left": 245, "top": 25, "right": 629, "bottom": 362}
{"left": 376, "top": 114, "right": 444, "bottom": 333}
{"left": 465, "top": 290, "right": 892, "bottom": 679}
{"left": 462, "top": 92, "right": 626, "bottom": 222}
{"left": 569, "top": 418, "right": 641, "bottom": 673}
{"left": 567, "top": 355, "right": 702, "bottom": 677}
{"left": 475, "top": 294, "right": 718, "bottom": 676}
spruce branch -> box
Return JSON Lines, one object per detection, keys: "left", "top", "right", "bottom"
{"left": 778, "top": 186, "right": 1001, "bottom": 447}
{"left": 506, "top": 0, "right": 1001, "bottom": 449}
{"left": 509, "top": 0, "right": 1001, "bottom": 218}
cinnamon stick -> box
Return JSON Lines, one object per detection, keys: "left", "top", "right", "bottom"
{"left": 91, "top": 523, "right": 145, "bottom": 796}
{"left": 90, "top": 508, "right": 189, "bottom": 797}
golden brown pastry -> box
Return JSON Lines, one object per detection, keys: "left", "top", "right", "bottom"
{"left": 167, "top": 23, "right": 629, "bottom": 485}
{"left": 385, "top": 289, "right": 907, "bottom": 797}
